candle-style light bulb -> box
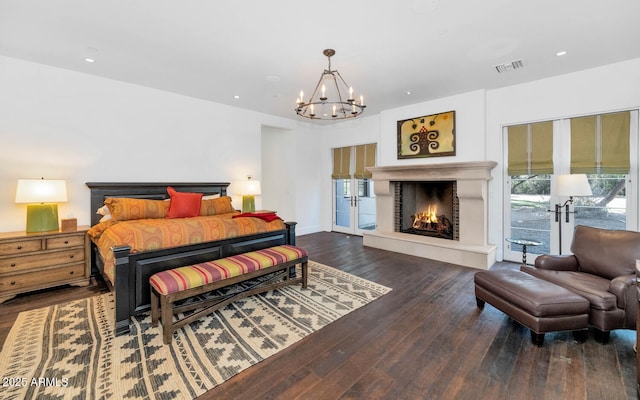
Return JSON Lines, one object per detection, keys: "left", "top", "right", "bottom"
{"left": 299, "top": 91, "right": 304, "bottom": 104}
{"left": 332, "top": 104, "right": 337, "bottom": 117}
{"left": 321, "top": 84, "right": 326, "bottom": 100}
{"left": 360, "top": 95, "right": 364, "bottom": 105}
{"left": 349, "top": 87, "right": 354, "bottom": 101}
{"left": 310, "top": 104, "right": 315, "bottom": 116}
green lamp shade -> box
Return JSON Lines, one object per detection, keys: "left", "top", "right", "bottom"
{"left": 242, "top": 195, "right": 256, "bottom": 213}
{"left": 26, "top": 203, "right": 60, "bottom": 233}
{"left": 15, "top": 178, "right": 67, "bottom": 232}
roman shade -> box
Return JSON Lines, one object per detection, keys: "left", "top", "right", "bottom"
{"left": 332, "top": 146, "right": 351, "bottom": 179}
{"left": 570, "top": 111, "right": 630, "bottom": 174}
{"left": 507, "top": 121, "right": 553, "bottom": 176}
{"left": 354, "top": 143, "right": 377, "bottom": 179}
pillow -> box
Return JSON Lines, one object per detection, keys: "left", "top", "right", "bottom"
{"left": 96, "top": 205, "right": 112, "bottom": 222}
{"left": 200, "top": 196, "right": 235, "bottom": 216}
{"left": 166, "top": 186, "right": 203, "bottom": 218}
{"left": 105, "top": 198, "right": 169, "bottom": 221}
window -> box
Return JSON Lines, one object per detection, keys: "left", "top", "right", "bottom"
{"left": 504, "top": 110, "right": 637, "bottom": 261}
{"left": 575, "top": 174, "right": 627, "bottom": 231}
{"left": 332, "top": 144, "right": 377, "bottom": 235}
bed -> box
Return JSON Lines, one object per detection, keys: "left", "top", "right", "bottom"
{"left": 86, "top": 182, "right": 296, "bottom": 336}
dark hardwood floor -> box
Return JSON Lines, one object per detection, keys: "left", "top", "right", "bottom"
{"left": 0, "top": 231, "right": 636, "bottom": 399}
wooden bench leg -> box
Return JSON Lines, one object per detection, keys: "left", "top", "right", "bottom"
{"left": 301, "top": 260, "right": 308, "bottom": 288}
{"left": 150, "top": 287, "right": 160, "bottom": 327}
{"left": 161, "top": 294, "right": 174, "bottom": 344}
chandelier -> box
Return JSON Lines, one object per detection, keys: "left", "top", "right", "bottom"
{"left": 295, "top": 49, "right": 366, "bottom": 120}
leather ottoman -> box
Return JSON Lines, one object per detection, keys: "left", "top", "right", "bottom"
{"left": 474, "top": 269, "right": 590, "bottom": 346}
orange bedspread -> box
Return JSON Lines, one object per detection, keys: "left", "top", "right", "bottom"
{"left": 87, "top": 212, "right": 286, "bottom": 284}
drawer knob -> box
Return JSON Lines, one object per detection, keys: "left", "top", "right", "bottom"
{"left": 10, "top": 263, "right": 16, "bottom": 267}
{"left": 16, "top": 246, "right": 22, "bottom": 250}
{"left": 10, "top": 281, "right": 16, "bottom": 285}
{"left": 69, "top": 255, "right": 74, "bottom": 259}
{"left": 69, "top": 271, "right": 74, "bottom": 275}
{"left": 64, "top": 240, "right": 69, "bottom": 244}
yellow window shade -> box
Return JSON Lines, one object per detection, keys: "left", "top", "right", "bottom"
{"left": 507, "top": 121, "right": 553, "bottom": 176}
{"left": 354, "top": 143, "right": 377, "bottom": 179}
{"left": 570, "top": 111, "right": 630, "bottom": 174}
{"left": 332, "top": 147, "right": 351, "bottom": 179}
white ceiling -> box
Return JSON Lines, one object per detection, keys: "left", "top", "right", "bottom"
{"left": 1, "top": 0, "right": 639, "bottom": 122}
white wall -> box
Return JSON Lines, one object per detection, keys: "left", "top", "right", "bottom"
{"left": 261, "top": 123, "right": 323, "bottom": 234}
{"left": 485, "top": 58, "right": 640, "bottom": 259}
{"left": 2, "top": 53, "right": 639, "bottom": 260}
{"left": 379, "top": 90, "right": 487, "bottom": 166}
{"left": 262, "top": 126, "right": 296, "bottom": 220}
{"left": 317, "top": 58, "right": 640, "bottom": 261}
{"left": 0, "top": 55, "right": 322, "bottom": 233}
{"left": 316, "top": 91, "right": 487, "bottom": 233}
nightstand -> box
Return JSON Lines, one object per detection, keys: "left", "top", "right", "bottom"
{"left": 0, "top": 226, "right": 91, "bottom": 304}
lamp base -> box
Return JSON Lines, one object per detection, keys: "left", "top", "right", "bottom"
{"left": 242, "top": 195, "right": 255, "bottom": 213}
{"left": 26, "top": 204, "right": 59, "bottom": 233}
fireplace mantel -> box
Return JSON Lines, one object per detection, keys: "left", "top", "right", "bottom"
{"left": 367, "top": 161, "right": 497, "bottom": 182}
{"left": 363, "top": 161, "right": 498, "bottom": 269}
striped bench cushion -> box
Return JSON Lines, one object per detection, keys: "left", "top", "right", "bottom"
{"left": 149, "top": 245, "right": 308, "bottom": 295}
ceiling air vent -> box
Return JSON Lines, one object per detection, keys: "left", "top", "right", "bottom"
{"left": 494, "top": 59, "right": 524, "bottom": 73}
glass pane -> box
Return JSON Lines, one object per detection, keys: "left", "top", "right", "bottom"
{"left": 510, "top": 175, "right": 551, "bottom": 255}
{"left": 357, "top": 179, "right": 376, "bottom": 230}
{"left": 335, "top": 179, "right": 351, "bottom": 228}
{"left": 574, "top": 174, "right": 626, "bottom": 230}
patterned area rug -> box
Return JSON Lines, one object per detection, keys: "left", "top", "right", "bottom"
{"left": 0, "top": 261, "right": 391, "bottom": 399}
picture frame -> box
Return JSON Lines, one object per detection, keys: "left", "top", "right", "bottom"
{"left": 397, "top": 110, "right": 456, "bottom": 159}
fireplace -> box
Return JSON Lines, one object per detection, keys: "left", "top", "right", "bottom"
{"left": 395, "top": 181, "right": 458, "bottom": 240}
{"left": 363, "top": 161, "right": 497, "bottom": 269}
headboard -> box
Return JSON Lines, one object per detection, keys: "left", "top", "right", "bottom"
{"left": 85, "top": 182, "right": 230, "bottom": 226}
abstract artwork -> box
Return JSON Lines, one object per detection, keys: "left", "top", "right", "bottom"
{"left": 397, "top": 110, "right": 456, "bottom": 159}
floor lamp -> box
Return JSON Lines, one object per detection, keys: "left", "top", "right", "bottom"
{"left": 555, "top": 174, "right": 592, "bottom": 254}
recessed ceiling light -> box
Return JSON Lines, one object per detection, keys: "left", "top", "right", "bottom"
{"left": 556, "top": 51, "right": 567, "bottom": 56}
{"left": 233, "top": 95, "right": 240, "bottom": 99}
{"left": 84, "top": 58, "right": 95, "bottom": 63}
{"left": 406, "top": 91, "right": 412, "bottom": 95}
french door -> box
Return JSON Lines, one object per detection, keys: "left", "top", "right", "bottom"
{"left": 332, "top": 144, "right": 377, "bottom": 235}
{"left": 503, "top": 111, "right": 638, "bottom": 264}
{"left": 333, "top": 178, "right": 376, "bottom": 235}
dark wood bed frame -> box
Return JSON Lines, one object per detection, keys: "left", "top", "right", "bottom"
{"left": 86, "top": 182, "right": 296, "bottom": 336}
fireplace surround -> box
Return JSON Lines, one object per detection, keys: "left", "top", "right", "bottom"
{"left": 363, "top": 161, "right": 497, "bottom": 269}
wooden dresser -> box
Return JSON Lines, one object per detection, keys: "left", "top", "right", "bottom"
{"left": 0, "top": 226, "right": 90, "bottom": 304}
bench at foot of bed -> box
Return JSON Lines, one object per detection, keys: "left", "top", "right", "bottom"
{"left": 149, "top": 244, "right": 308, "bottom": 344}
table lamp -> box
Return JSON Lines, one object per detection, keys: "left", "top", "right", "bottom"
{"left": 15, "top": 178, "right": 68, "bottom": 233}
{"left": 242, "top": 177, "right": 261, "bottom": 212}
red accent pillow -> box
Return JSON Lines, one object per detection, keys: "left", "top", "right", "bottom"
{"left": 166, "top": 186, "right": 203, "bottom": 218}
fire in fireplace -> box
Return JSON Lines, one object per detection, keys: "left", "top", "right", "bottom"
{"left": 394, "top": 181, "right": 458, "bottom": 240}
{"left": 411, "top": 205, "right": 453, "bottom": 238}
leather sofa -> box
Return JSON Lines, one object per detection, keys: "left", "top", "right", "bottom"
{"left": 521, "top": 225, "right": 640, "bottom": 343}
